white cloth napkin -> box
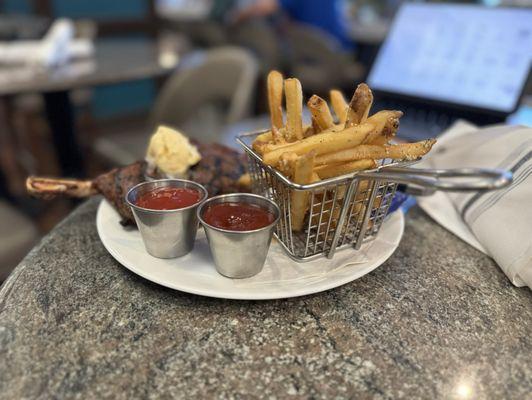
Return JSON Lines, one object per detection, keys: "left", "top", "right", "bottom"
{"left": 0, "top": 19, "right": 93, "bottom": 68}
{"left": 232, "top": 239, "right": 370, "bottom": 288}
{"left": 417, "top": 121, "right": 532, "bottom": 289}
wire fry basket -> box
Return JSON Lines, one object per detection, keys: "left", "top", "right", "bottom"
{"left": 237, "top": 130, "right": 512, "bottom": 262}
{"left": 238, "top": 131, "right": 405, "bottom": 261}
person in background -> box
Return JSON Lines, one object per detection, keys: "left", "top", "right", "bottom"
{"left": 231, "top": 0, "right": 355, "bottom": 50}
{"left": 210, "top": 0, "right": 238, "bottom": 22}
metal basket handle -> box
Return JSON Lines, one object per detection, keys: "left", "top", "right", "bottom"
{"left": 359, "top": 167, "right": 513, "bottom": 196}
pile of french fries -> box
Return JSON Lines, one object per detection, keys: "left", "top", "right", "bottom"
{"left": 252, "top": 70, "right": 436, "bottom": 232}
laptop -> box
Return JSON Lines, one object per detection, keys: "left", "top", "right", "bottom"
{"left": 367, "top": 4, "right": 532, "bottom": 140}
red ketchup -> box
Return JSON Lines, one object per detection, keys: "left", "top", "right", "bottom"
{"left": 202, "top": 202, "right": 275, "bottom": 231}
{"left": 136, "top": 187, "right": 201, "bottom": 210}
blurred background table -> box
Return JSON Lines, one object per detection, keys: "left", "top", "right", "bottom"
{"left": 0, "top": 39, "right": 179, "bottom": 96}
{"left": 0, "top": 14, "right": 49, "bottom": 40}
{"left": 0, "top": 38, "right": 180, "bottom": 189}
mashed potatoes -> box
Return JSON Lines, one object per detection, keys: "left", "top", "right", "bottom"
{"left": 146, "top": 126, "right": 201, "bottom": 177}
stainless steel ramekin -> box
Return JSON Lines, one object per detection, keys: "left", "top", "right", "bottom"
{"left": 126, "top": 179, "right": 207, "bottom": 258}
{"left": 197, "top": 193, "right": 280, "bottom": 279}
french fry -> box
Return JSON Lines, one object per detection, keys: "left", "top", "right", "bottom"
{"left": 257, "top": 139, "right": 295, "bottom": 156}
{"left": 303, "top": 124, "right": 315, "bottom": 138}
{"left": 308, "top": 95, "right": 334, "bottom": 133}
{"left": 252, "top": 127, "right": 289, "bottom": 154}
{"left": 314, "top": 144, "right": 394, "bottom": 165}
{"left": 267, "top": 70, "right": 284, "bottom": 130}
{"left": 279, "top": 155, "right": 320, "bottom": 182}
{"left": 278, "top": 151, "right": 298, "bottom": 178}
{"left": 262, "top": 123, "right": 374, "bottom": 166}
{"left": 310, "top": 184, "right": 370, "bottom": 239}
{"left": 291, "top": 151, "right": 315, "bottom": 231}
{"left": 310, "top": 177, "right": 375, "bottom": 241}
{"left": 254, "top": 124, "right": 339, "bottom": 155}
{"left": 252, "top": 130, "right": 275, "bottom": 153}
{"left": 315, "top": 181, "right": 372, "bottom": 237}
{"left": 330, "top": 89, "right": 348, "bottom": 124}
{"left": 284, "top": 78, "right": 304, "bottom": 141}
{"left": 253, "top": 130, "right": 272, "bottom": 143}
{"left": 311, "top": 118, "right": 321, "bottom": 135}
{"left": 373, "top": 119, "right": 399, "bottom": 145}
{"left": 315, "top": 139, "right": 437, "bottom": 166}
{"left": 271, "top": 126, "right": 285, "bottom": 144}
{"left": 253, "top": 138, "right": 273, "bottom": 155}
{"left": 237, "top": 173, "right": 251, "bottom": 189}
{"left": 345, "top": 83, "right": 373, "bottom": 127}
{"left": 311, "top": 198, "right": 341, "bottom": 238}
{"left": 364, "top": 110, "right": 403, "bottom": 145}
{"left": 386, "top": 140, "right": 437, "bottom": 160}
{"left": 314, "top": 159, "right": 376, "bottom": 179}
{"left": 249, "top": 73, "right": 440, "bottom": 238}
{"left": 366, "top": 110, "right": 402, "bottom": 130}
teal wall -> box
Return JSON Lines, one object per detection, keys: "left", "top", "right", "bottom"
{"left": 93, "top": 80, "right": 156, "bottom": 119}
{"left": 3, "top": 0, "right": 31, "bottom": 13}
{"left": 52, "top": 0, "right": 148, "bottom": 20}
{"left": 52, "top": 0, "right": 156, "bottom": 119}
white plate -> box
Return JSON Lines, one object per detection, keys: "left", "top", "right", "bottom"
{"left": 97, "top": 200, "right": 404, "bottom": 300}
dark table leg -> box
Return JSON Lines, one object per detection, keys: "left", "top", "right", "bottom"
{"left": 0, "top": 96, "right": 25, "bottom": 198}
{"left": 0, "top": 169, "right": 10, "bottom": 200}
{"left": 43, "top": 91, "right": 85, "bottom": 178}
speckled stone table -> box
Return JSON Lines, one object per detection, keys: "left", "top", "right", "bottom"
{"left": 0, "top": 198, "right": 530, "bottom": 399}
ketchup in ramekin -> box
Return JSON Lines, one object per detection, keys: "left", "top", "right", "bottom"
{"left": 126, "top": 179, "right": 208, "bottom": 259}
{"left": 202, "top": 202, "right": 275, "bottom": 231}
{"left": 136, "top": 187, "right": 201, "bottom": 210}
{"left": 197, "top": 193, "right": 280, "bottom": 278}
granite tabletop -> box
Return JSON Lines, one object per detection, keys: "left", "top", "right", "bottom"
{"left": 0, "top": 197, "right": 530, "bottom": 399}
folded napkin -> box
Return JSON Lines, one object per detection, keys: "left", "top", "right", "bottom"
{"left": 417, "top": 121, "right": 532, "bottom": 289}
{"left": 0, "top": 19, "right": 93, "bottom": 68}
{"left": 39, "top": 18, "right": 74, "bottom": 67}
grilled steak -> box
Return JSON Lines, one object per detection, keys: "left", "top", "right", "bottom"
{"left": 94, "top": 161, "right": 147, "bottom": 225}
{"left": 190, "top": 142, "right": 248, "bottom": 197}
{"left": 27, "top": 143, "right": 249, "bottom": 226}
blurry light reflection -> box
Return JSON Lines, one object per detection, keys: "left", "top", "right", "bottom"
{"left": 455, "top": 381, "right": 473, "bottom": 399}
{"left": 159, "top": 52, "right": 179, "bottom": 68}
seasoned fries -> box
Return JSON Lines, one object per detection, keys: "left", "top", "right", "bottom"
{"left": 330, "top": 89, "right": 348, "bottom": 124}
{"left": 262, "top": 123, "right": 374, "bottom": 166}
{"left": 314, "top": 159, "right": 377, "bottom": 179}
{"left": 291, "top": 151, "right": 315, "bottom": 231}
{"left": 237, "top": 173, "right": 251, "bottom": 189}
{"left": 267, "top": 71, "right": 284, "bottom": 131}
{"left": 284, "top": 78, "right": 304, "bottom": 141}
{"left": 251, "top": 73, "right": 437, "bottom": 235}
{"left": 271, "top": 126, "right": 285, "bottom": 145}
{"left": 278, "top": 151, "right": 298, "bottom": 178}
{"left": 308, "top": 95, "right": 334, "bottom": 132}
{"left": 365, "top": 110, "right": 402, "bottom": 144}
{"left": 345, "top": 83, "right": 373, "bottom": 127}
{"left": 315, "top": 140, "right": 437, "bottom": 166}
{"left": 253, "top": 130, "right": 272, "bottom": 143}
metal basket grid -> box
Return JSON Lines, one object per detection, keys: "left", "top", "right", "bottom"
{"left": 237, "top": 131, "right": 401, "bottom": 261}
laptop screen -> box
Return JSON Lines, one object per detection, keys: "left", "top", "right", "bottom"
{"left": 368, "top": 4, "right": 532, "bottom": 113}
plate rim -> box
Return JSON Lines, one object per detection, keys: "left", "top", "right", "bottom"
{"left": 96, "top": 200, "right": 404, "bottom": 300}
